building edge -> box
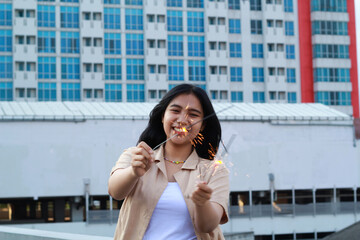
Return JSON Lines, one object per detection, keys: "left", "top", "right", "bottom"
{"left": 348, "top": 0, "right": 359, "bottom": 118}
{"left": 298, "top": 0, "right": 314, "bottom": 103}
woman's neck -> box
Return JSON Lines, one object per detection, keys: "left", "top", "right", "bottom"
{"left": 164, "top": 142, "right": 193, "bottom": 162}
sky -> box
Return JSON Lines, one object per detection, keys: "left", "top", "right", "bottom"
{"left": 356, "top": 1, "right": 360, "bottom": 111}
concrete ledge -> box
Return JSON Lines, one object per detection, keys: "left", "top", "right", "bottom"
{"left": 0, "top": 226, "right": 113, "bottom": 240}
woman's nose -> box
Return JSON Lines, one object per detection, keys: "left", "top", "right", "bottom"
{"left": 177, "top": 112, "right": 189, "bottom": 124}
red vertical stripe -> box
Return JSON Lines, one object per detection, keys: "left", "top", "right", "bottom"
{"left": 347, "top": 0, "right": 359, "bottom": 118}
{"left": 298, "top": 0, "right": 314, "bottom": 102}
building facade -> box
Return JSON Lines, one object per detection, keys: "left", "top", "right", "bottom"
{"left": 0, "top": 102, "right": 358, "bottom": 240}
{"left": 0, "top": 0, "right": 358, "bottom": 116}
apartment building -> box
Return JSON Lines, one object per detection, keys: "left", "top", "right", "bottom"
{"left": 0, "top": 0, "right": 357, "bottom": 117}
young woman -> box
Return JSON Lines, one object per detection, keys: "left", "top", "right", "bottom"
{"left": 108, "top": 84, "right": 229, "bottom": 239}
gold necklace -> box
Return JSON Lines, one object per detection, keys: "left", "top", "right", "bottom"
{"left": 164, "top": 157, "right": 186, "bottom": 164}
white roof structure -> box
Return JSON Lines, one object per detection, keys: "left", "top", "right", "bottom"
{"left": 0, "top": 102, "right": 352, "bottom": 123}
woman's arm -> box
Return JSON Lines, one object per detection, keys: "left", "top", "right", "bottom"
{"left": 108, "top": 142, "right": 154, "bottom": 200}
{"left": 191, "top": 182, "right": 224, "bottom": 233}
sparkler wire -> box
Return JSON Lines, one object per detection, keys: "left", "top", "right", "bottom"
{"left": 152, "top": 104, "right": 234, "bottom": 151}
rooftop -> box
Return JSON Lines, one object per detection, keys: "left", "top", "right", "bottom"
{"left": 0, "top": 102, "right": 352, "bottom": 123}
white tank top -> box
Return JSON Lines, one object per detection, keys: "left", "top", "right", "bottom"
{"left": 143, "top": 182, "right": 197, "bottom": 240}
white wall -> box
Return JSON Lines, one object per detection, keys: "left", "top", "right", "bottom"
{"left": 222, "top": 121, "right": 358, "bottom": 191}
{"left": 0, "top": 119, "right": 148, "bottom": 198}
{"left": 0, "top": 118, "right": 357, "bottom": 199}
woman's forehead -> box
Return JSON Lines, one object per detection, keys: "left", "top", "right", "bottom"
{"left": 168, "top": 94, "right": 202, "bottom": 109}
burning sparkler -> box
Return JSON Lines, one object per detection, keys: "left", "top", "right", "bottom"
{"left": 152, "top": 105, "right": 234, "bottom": 151}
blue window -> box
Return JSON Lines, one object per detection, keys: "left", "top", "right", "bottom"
{"left": 60, "top": 0, "right": 79, "bottom": 2}
{"left": 38, "top": 31, "right": 55, "bottom": 53}
{"left": 38, "top": 5, "right": 55, "bottom": 28}
{"left": 0, "top": 30, "right": 12, "bottom": 52}
{"left": 167, "top": 0, "right": 182, "bottom": 7}
{"left": 168, "top": 35, "right": 183, "bottom": 56}
{"left": 229, "top": 19, "right": 241, "bottom": 34}
{"left": 250, "top": 0, "right": 261, "bottom": 11}
{"left": 105, "top": 58, "right": 122, "bottom": 80}
{"left": 284, "top": 0, "right": 293, "bottom": 12}
{"left": 287, "top": 92, "right": 296, "bottom": 103}
{"left": 251, "top": 43, "right": 263, "bottom": 58}
{"left": 312, "top": 21, "right": 348, "bottom": 35}
{"left": 187, "top": 0, "right": 203, "bottom": 8}
{"left": 314, "top": 68, "right": 350, "bottom": 82}
{"left": 38, "top": 82, "right": 56, "bottom": 101}
{"left": 313, "top": 44, "right": 349, "bottom": 59}
{"left": 252, "top": 67, "right": 264, "bottom": 82}
{"left": 0, "top": 4, "right": 12, "bottom": 26}
{"left": 125, "top": 0, "right": 142, "bottom": 5}
{"left": 187, "top": 12, "right": 204, "bottom": 32}
{"left": 38, "top": 57, "right": 56, "bottom": 79}
{"left": 167, "top": 10, "right": 182, "bottom": 32}
{"left": 251, "top": 20, "right": 262, "bottom": 34}
{"left": 61, "top": 57, "right": 80, "bottom": 79}
{"left": 105, "top": 33, "right": 121, "bottom": 55}
{"left": 0, "top": 56, "right": 12, "bottom": 79}
{"left": 61, "top": 32, "right": 79, "bottom": 53}
{"left": 229, "top": 0, "right": 240, "bottom": 10}
{"left": 230, "top": 67, "right": 242, "bottom": 82}
{"left": 231, "top": 91, "right": 243, "bottom": 102}
{"left": 61, "top": 83, "right": 80, "bottom": 101}
{"left": 311, "top": 0, "right": 347, "bottom": 12}
{"left": 188, "top": 36, "right": 205, "bottom": 57}
{"left": 149, "top": 65, "right": 156, "bottom": 74}
{"left": 105, "top": 84, "right": 122, "bottom": 102}
{"left": 126, "top": 59, "right": 144, "bottom": 80}
{"left": 38, "top": 0, "right": 56, "bottom": 2}
{"left": 104, "top": 0, "right": 121, "bottom": 3}
{"left": 104, "top": 8, "right": 121, "bottom": 29}
{"left": 230, "top": 43, "right": 242, "bottom": 58}
{"left": 315, "top": 91, "right": 351, "bottom": 106}
{"left": 286, "top": 68, "right": 296, "bottom": 83}
{"left": 253, "top": 91, "right": 265, "bottom": 103}
{"left": 168, "top": 59, "right": 184, "bottom": 81}
{"left": 60, "top": 6, "right": 79, "bottom": 28}
{"left": 188, "top": 60, "right": 205, "bottom": 81}
{"left": 0, "top": 82, "right": 12, "bottom": 101}
{"left": 286, "top": 44, "right": 295, "bottom": 59}
{"left": 285, "top": 21, "right": 294, "bottom": 36}
{"left": 127, "top": 84, "right": 145, "bottom": 102}
{"left": 125, "top": 9, "right": 143, "bottom": 30}
{"left": 126, "top": 34, "right": 144, "bottom": 55}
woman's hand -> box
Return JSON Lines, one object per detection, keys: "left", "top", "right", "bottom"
{"left": 191, "top": 182, "right": 213, "bottom": 206}
{"left": 129, "top": 141, "right": 154, "bottom": 178}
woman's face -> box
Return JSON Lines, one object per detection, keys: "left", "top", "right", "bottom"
{"left": 162, "top": 93, "right": 204, "bottom": 146}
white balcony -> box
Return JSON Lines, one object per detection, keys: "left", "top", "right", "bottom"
{"left": 14, "top": 72, "right": 37, "bottom": 88}
{"left": 314, "top": 82, "right": 352, "bottom": 92}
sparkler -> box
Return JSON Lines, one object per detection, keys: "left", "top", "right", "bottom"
{"left": 152, "top": 105, "right": 234, "bottom": 151}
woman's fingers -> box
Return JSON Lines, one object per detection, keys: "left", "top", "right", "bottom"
{"left": 131, "top": 160, "right": 146, "bottom": 169}
{"left": 137, "top": 141, "right": 155, "bottom": 163}
{"left": 191, "top": 183, "right": 213, "bottom": 206}
{"left": 130, "top": 142, "right": 155, "bottom": 177}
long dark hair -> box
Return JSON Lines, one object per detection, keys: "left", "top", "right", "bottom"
{"left": 138, "top": 84, "right": 221, "bottom": 160}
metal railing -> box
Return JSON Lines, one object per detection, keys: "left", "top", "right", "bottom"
{"left": 88, "top": 209, "right": 119, "bottom": 224}
{"left": 86, "top": 202, "right": 360, "bottom": 224}
{"left": 229, "top": 202, "right": 360, "bottom": 218}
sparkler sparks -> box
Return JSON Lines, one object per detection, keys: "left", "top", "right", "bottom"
{"left": 152, "top": 105, "right": 234, "bottom": 151}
